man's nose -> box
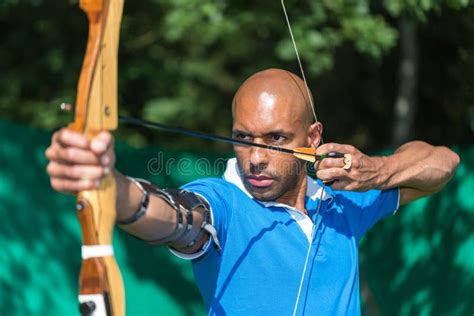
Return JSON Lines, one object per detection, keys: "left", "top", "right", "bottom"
{"left": 249, "top": 142, "right": 268, "bottom": 171}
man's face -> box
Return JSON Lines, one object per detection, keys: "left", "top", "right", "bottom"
{"left": 232, "top": 86, "right": 313, "bottom": 201}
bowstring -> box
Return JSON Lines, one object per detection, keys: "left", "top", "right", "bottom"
{"left": 292, "top": 185, "right": 325, "bottom": 316}
{"left": 280, "top": 0, "right": 318, "bottom": 124}
{"left": 280, "top": 1, "right": 325, "bottom": 315}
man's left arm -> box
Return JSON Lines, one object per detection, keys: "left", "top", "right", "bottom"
{"left": 315, "top": 141, "right": 460, "bottom": 205}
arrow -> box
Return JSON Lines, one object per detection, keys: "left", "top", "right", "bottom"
{"left": 118, "top": 115, "right": 344, "bottom": 163}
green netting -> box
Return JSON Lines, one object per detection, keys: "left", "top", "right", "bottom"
{"left": 360, "top": 146, "right": 474, "bottom": 315}
{"left": 0, "top": 119, "right": 472, "bottom": 315}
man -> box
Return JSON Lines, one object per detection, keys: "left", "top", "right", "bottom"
{"left": 46, "top": 68, "right": 459, "bottom": 315}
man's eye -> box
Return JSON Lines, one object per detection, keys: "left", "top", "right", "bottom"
{"left": 270, "top": 135, "right": 285, "bottom": 142}
{"left": 235, "top": 133, "right": 251, "bottom": 141}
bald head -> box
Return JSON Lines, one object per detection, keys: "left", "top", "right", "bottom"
{"left": 231, "top": 69, "right": 322, "bottom": 203}
{"left": 232, "top": 68, "right": 315, "bottom": 126}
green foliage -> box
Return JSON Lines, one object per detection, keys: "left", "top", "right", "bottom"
{"left": 384, "top": 0, "right": 473, "bottom": 18}
{"left": 0, "top": 0, "right": 472, "bottom": 151}
{"left": 341, "top": 15, "right": 397, "bottom": 59}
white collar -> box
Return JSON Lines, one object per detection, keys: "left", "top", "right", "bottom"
{"left": 222, "top": 158, "right": 333, "bottom": 207}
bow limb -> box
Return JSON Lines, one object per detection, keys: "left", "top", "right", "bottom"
{"left": 68, "top": 0, "right": 125, "bottom": 315}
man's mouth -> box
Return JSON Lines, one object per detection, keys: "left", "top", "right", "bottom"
{"left": 246, "top": 175, "right": 274, "bottom": 188}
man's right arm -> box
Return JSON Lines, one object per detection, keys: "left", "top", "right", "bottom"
{"left": 45, "top": 128, "right": 210, "bottom": 254}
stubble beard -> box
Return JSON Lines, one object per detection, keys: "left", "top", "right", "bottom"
{"left": 238, "top": 159, "right": 306, "bottom": 202}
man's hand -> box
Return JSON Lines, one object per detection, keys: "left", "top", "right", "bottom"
{"left": 45, "top": 129, "right": 115, "bottom": 194}
{"left": 315, "top": 143, "right": 385, "bottom": 192}
{"left": 44, "top": 129, "right": 213, "bottom": 253}
{"left": 314, "top": 141, "right": 460, "bottom": 205}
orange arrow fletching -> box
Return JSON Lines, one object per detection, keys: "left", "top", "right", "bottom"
{"left": 293, "top": 147, "right": 317, "bottom": 163}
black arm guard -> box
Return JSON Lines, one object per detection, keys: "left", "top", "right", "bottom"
{"left": 118, "top": 178, "right": 221, "bottom": 251}
{"left": 138, "top": 181, "right": 220, "bottom": 251}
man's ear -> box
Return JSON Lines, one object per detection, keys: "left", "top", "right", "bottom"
{"left": 308, "top": 122, "right": 323, "bottom": 147}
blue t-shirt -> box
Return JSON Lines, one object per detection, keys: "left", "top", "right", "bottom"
{"left": 179, "top": 168, "right": 399, "bottom": 315}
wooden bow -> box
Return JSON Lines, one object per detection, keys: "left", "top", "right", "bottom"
{"left": 68, "top": 0, "right": 125, "bottom": 315}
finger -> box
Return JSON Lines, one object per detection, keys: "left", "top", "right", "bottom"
{"left": 317, "top": 157, "right": 346, "bottom": 170}
{"left": 328, "top": 179, "right": 351, "bottom": 191}
{"left": 97, "top": 137, "right": 116, "bottom": 167}
{"left": 103, "top": 141, "right": 116, "bottom": 167}
{"left": 316, "top": 167, "right": 348, "bottom": 182}
{"left": 90, "top": 132, "right": 113, "bottom": 155}
{"left": 330, "top": 180, "right": 365, "bottom": 192}
{"left": 48, "top": 144, "right": 102, "bottom": 165}
{"left": 50, "top": 177, "right": 99, "bottom": 194}
{"left": 47, "top": 161, "right": 109, "bottom": 181}
{"left": 313, "top": 159, "right": 321, "bottom": 171}
{"left": 55, "top": 129, "right": 90, "bottom": 149}
{"left": 45, "top": 145, "right": 57, "bottom": 161}
{"left": 316, "top": 143, "right": 354, "bottom": 156}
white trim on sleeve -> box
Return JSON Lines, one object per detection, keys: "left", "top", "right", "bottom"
{"left": 169, "top": 238, "right": 212, "bottom": 260}
{"left": 392, "top": 187, "right": 401, "bottom": 215}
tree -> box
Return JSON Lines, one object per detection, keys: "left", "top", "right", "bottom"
{"left": 0, "top": 0, "right": 472, "bottom": 150}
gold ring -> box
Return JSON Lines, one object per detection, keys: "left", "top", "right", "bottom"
{"left": 343, "top": 154, "right": 352, "bottom": 170}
